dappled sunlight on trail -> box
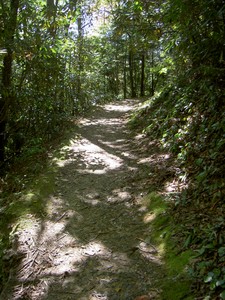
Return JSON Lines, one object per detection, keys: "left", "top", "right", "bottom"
{"left": 55, "top": 136, "right": 123, "bottom": 172}
{"left": 1, "top": 100, "right": 176, "bottom": 300}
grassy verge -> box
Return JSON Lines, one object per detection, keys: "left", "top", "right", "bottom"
{"left": 142, "top": 192, "right": 194, "bottom": 299}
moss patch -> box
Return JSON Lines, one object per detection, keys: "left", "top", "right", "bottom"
{"left": 142, "top": 192, "right": 194, "bottom": 299}
{"left": 5, "top": 166, "right": 56, "bottom": 225}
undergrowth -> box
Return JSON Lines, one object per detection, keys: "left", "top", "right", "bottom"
{"left": 129, "top": 88, "right": 225, "bottom": 299}
{"left": 143, "top": 192, "right": 194, "bottom": 299}
{"left": 0, "top": 120, "right": 77, "bottom": 294}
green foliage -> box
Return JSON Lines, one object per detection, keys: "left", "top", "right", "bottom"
{"left": 131, "top": 81, "right": 225, "bottom": 298}
{"left": 1, "top": 0, "right": 117, "bottom": 162}
{"left": 1, "top": 0, "right": 225, "bottom": 298}
{"left": 0, "top": 0, "right": 164, "bottom": 161}
{"left": 142, "top": 192, "right": 194, "bottom": 299}
{"left": 130, "top": 0, "right": 225, "bottom": 298}
{"left": 0, "top": 125, "right": 64, "bottom": 290}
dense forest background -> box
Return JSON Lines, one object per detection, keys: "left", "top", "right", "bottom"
{"left": 0, "top": 0, "right": 225, "bottom": 298}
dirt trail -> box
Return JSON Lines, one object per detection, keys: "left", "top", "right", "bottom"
{"left": 2, "top": 100, "right": 167, "bottom": 300}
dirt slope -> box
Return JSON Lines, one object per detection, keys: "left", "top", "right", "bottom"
{"left": 1, "top": 100, "right": 168, "bottom": 300}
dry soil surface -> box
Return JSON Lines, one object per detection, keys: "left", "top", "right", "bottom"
{"left": 1, "top": 99, "right": 174, "bottom": 300}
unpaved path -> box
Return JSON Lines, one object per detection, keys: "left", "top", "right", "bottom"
{"left": 2, "top": 100, "right": 169, "bottom": 300}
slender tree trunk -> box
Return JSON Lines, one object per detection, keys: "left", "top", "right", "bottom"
{"left": 115, "top": 51, "right": 119, "bottom": 96}
{"left": 47, "top": 0, "right": 55, "bottom": 14}
{"left": 123, "top": 41, "right": 127, "bottom": 99}
{"left": 47, "top": 0, "right": 57, "bottom": 37}
{"left": 128, "top": 49, "right": 136, "bottom": 98}
{"left": 140, "top": 52, "right": 145, "bottom": 97}
{"left": 0, "top": 0, "right": 19, "bottom": 162}
{"left": 0, "top": 98, "right": 7, "bottom": 162}
{"left": 123, "top": 54, "right": 127, "bottom": 99}
{"left": 77, "top": 15, "right": 83, "bottom": 107}
{"left": 151, "top": 51, "right": 155, "bottom": 96}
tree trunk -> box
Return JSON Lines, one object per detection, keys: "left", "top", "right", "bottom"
{"left": 123, "top": 54, "right": 127, "bottom": 99}
{"left": 0, "top": 0, "right": 19, "bottom": 163}
{"left": 151, "top": 51, "right": 155, "bottom": 96}
{"left": 128, "top": 49, "right": 136, "bottom": 98}
{"left": 47, "top": 0, "right": 57, "bottom": 37}
{"left": 77, "top": 16, "right": 83, "bottom": 106}
{"left": 140, "top": 52, "right": 145, "bottom": 97}
{"left": 115, "top": 51, "right": 119, "bottom": 96}
{"left": 0, "top": 98, "right": 7, "bottom": 162}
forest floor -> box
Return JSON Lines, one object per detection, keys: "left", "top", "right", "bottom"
{"left": 0, "top": 99, "right": 191, "bottom": 300}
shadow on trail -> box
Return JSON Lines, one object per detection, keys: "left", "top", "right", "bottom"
{"left": 1, "top": 100, "right": 177, "bottom": 300}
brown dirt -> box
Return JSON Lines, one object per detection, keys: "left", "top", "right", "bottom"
{"left": 1, "top": 99, "right": 176, "bottom": 300}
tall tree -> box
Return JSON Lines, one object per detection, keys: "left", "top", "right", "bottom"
{"left": 0, "top": 0, "right": 20, "bottom": 162}
{"left": 108, "top": 0, "right": 161, "bottom": 98}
